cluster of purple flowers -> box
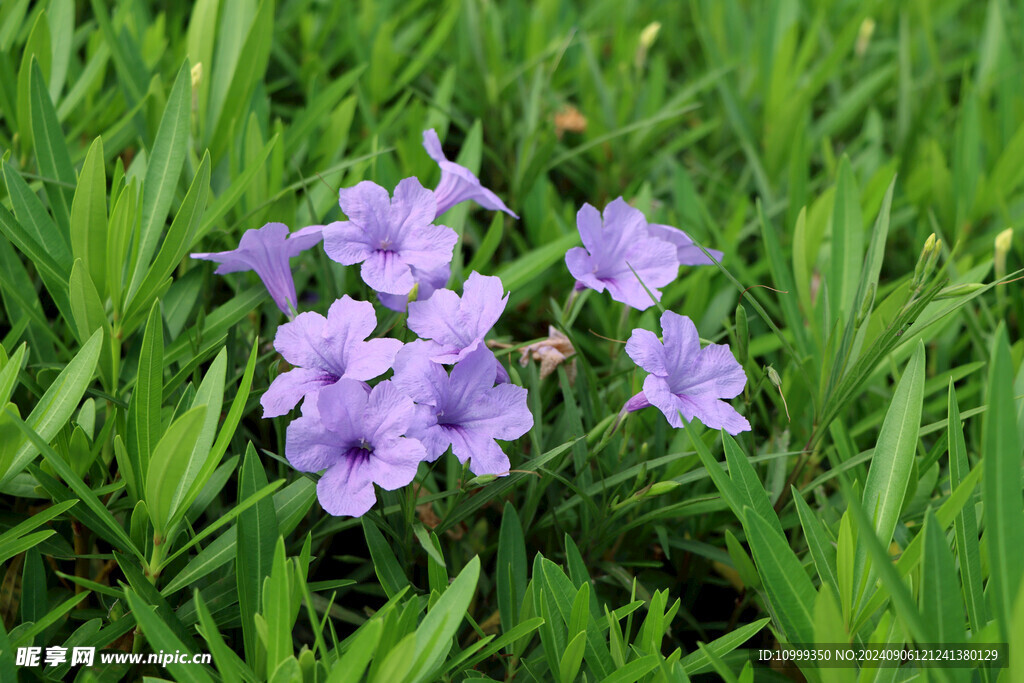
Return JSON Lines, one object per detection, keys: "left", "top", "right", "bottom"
{"left": 192, "top": 127, "right": 750, "bottom": 516}
{"left": 193, "top": 131, "right": 531, "bottom": 516}
{"left": 564, "top": 198, "right": 749, "bottom": 435}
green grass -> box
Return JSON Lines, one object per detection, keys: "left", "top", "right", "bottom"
{"left": 0, "top": 0, "right": 1022, "bottom": 680}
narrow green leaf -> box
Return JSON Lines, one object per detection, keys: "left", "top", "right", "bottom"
{"left": 124, "top": 590, "right": 214, "bottom": 683}
{"left": 236, "top": 442, "right": 279, "bottom": 664}
{"left": 921, "top": 509, "right": 965, "bottom": 644}
{"left": 947, "top": 381, "right": 988, "bottom": 632}
{"left": 407, "top": 556, "right": 480, "bottom": 683}
{"left": 69, "top": 136, "right": 108, "bottom": 296}
{"left": 743, "top": 508, "right": 816, "bottom": 644}
{"left": 145, "top": 406, "right": 206, "bottom": 537}
{"left": 132, "top": 59, "right": 193, "bottom": 296}
{"left": 126, "top": 152, "right": 211, "bottom": 330}
{"left": 326, "top": 619, "right": 383, "bottom": 683}
{"left": 857, "top": 340, "right": 925, "bottom": 592}
{"left": 9, "top": 419, "right": 142, "bottom": 562}
{"left": 982, "top": 324, "right": 1024, "bottom": 642}
{"left": 128, "top": 301, "right": 164, "bottom": 500}
{"left": 0, "top": 329, "right": 102, "bottom": 485}
{"left": 29, "top": 59, "right": 74, "bottom": 235}
{"left": 497, "top": 501, "right": 528, "bottom": 634}
{"left": 362, "top": 517, "right": 409, "bottom": 599}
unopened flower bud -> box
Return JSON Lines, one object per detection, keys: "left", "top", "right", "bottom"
{"left": 995, "top": 228, "right": 1013, "bottom": 280}
{"left": 855, "top": 18, "right": 876, "bottom": 57}
{"left": 407, "top": 282, "right": 420, "bottom": 305}
{"left": 634, "top": 22, "right": 661, "bottom": 71}
{"left": 855, "top": 282, "right": 876, "bottom": 328}
{"left": 913, "top": 233, "right": 937, "bottom": 287}
{"left": 934, "top": 283, "right": 986, "bottom": 300}
{"left": 466, "top": 474, "right": 498, "bottom": 487}
{"left": 640, "top": 22, "right": 661, "bottom": 49}
{"left": 642, "top": 481, "right": 681, "bottom": 498}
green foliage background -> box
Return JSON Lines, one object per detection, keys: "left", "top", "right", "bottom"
{"left": 0, "top": 0, "right": 1022, "bottom": 680}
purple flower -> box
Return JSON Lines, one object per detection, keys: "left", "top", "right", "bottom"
{"left": 407, "top": 271, "right": 508, "bottom": 363}
{"left": 377, "top": 263, "right": 450, "bottom": 313}
{"left": 392, "top": 345, "right": 533, "bottom": 475}
{"left": 564, "top": 198, "right": 679, "bottom": 310}
{"left": 191, "top": 222, "right": 323, "bottom": 315}
{"left": 647, "top": 224, "right": 724, "bottom": 266}
{"left": 624, "top": 310, "right": 750, "bottom": 434}
{"left": 286, "top": 379, "right": 428, "bottom": 517}
{"left": 324, "top": 178, "right": 458, "bottom": 296}
{"left": 261, "top": 295, "right": 403, "bottom": 417}
{"left": 423, "top": 129, "right": 518, "bottom": 218}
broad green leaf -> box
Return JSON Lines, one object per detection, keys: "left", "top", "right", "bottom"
{"left": 827, "top": 156, "right": 863, "bottom": 321}
{"left": 407, "top": 556, "right": 480, "bottom": 683}
{"left": 982, "top": 323, "right": 1024, "bottom": 641}
{"left": 921, "top": 509, "right": 965, "bottom": 644}
{"left": 127, "top": 300, "right": 164, "bottom": 500}
{"left": 167, "top": 350, "right": 225, "bottom": 524}
{"left": 723, "top": 433, "right": 783, "bottom": 536}
{"left": 856, "top": 340, "right": 925, "bottom": 597}
{"left": 0, "top": 329, "right": 101, "bottom": 485}
{"left": 124, "top": 590, "right": 214, "bottom": 683}
{"left": 262, "top": 536, "right": 292, "bottom": 674}
{"left": 180, "top": 337, "right": 258, "bottom": 512}
{"left": 67, "top": 260, "right": 113, "bottom": 390}
{"left": 236, "top": 442, "right": 279, "bottom": 664}
{"left": 743, "top": 508, "right": 816, "bottom": 644}
{"left": 362, "top": 517, "right": 409, "bottom": 599}
{"left": 69, "top": 136, "right": 107, "bottom": 296}
{"left": 131, "top": 59, "right": 193, "bottom": 298}
{"left": 792, "top": 487, "right": 839, "bottom": 598}
{"left": 0, "top": 343, "right": 26, "bottom": 407}
{"left": 326, "top": 620, "right": 383, "bottom": 683}
{"left": 145, "top": 406, "right": 206, "bottom": 538}
{"left": 497, "top": 501, "right": 528, "bottom": 634}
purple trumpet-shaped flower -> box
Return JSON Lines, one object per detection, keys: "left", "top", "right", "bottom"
{"left": 324, "top": 178, "right": 458, "bottom": 296}
{"left": 286, "top": 379, "right": 428, "bottom": 517}
{"left": 377, "top": 263, "right": 450, "bottom": 313}
{"left": 261, "top": 295, "right": 403, "bottom": 417}
{"left": 647, "top": 224, "right": 724, "bottom": 266}
{"left": 423, "top": 129, "right": 518, "bottom": 218}
{"left": 564, "top": 198, "right": 679, "bottom": 310}
{"left": 392, "top": 345, "right": 533, "bottom": 475}
{"left": 407, "top": 271, "right": 508, "bottom": 364}
{"left": 191, "top": 222, "right": 323, "bottom": 315}
{"left": 624, "top": 310, "right": 750, "bottom": 435}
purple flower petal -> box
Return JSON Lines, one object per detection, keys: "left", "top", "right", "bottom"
{"left": 285, "top": 379, "right": 428, "bottom": 517}
{"left": 324, "top": 178, "right": 457, "bottom": 296}
{"left": 563, "top": 198, "right": 679, "bottom": 311}
{"left": 647, "top": 224, "right": 723, "bottom": 266}
{"left": 377, "top": 263, "right": 451, "bottom": 312}
{"left": 391, "top": 345, "right": 531, "bottom": 476}
{"left": 624, "top": 311, "right": 749, "bottom": 434}
{"left": 423, "top": 129, "right": 518, "bottom": 218}
{"left": 191, "top": 222, "right": 323, "bottom": 315}
{"left": 316, "top": 460, "right": 378, "bottom": 517}
{"left": 260, "top": 367, "right": 334, "bottom": 418}
{"left": 407, "top": 271, "right": 508, "bottom": 363}
{"left": 624, "top": 328, "right": 668, "bottom": 377}
{"left": 264, "top": 295, "right": 400, "bottom": 416}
